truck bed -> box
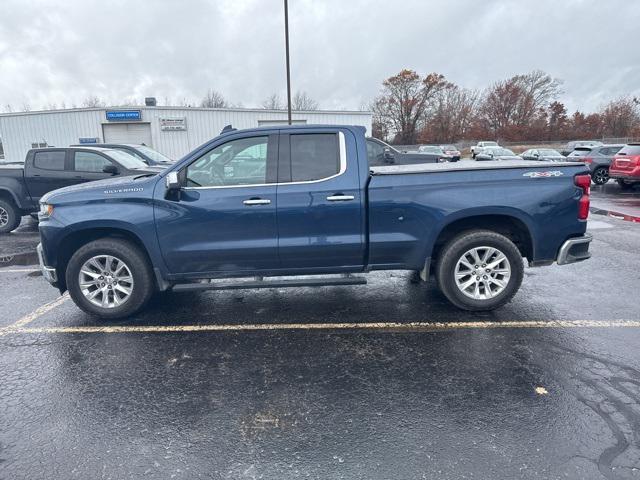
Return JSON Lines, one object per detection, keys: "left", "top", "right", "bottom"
{"left": 370, "top": 159, "right": 584, "bottom": 175}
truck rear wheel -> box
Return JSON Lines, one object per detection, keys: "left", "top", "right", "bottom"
{"left": 435, "top": 230, "right": 524, "bottom": 311}
{"left": 66, "top": 238, "right": 154, "bottom": 319}
{"left": 0, "top": 198, "right": 21, "bottom": 234}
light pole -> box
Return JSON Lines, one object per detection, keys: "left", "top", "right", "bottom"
{"left": 284, "top": 0, "right": 292, "bottom": 125}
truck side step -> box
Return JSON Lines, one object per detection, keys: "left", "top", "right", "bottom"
{"left": 171, "top": 275, "right": 367, "bottom": 292}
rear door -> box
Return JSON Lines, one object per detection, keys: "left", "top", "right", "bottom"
{"left": 24, "top": 150, "right": 74, "bottom": 202}
{"left": 155, "top": 132, "right": 280, "bottom": 275}
{"left": 276, "top": 128, "right": 365, "bottom": 271}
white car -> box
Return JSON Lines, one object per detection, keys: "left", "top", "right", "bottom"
{"left": 471, "top": 141, "right": 499, "bottom": 159}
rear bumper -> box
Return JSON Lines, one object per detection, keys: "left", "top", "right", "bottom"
{"left": 37, "top": 243, "right": 58, "bottom": 285}
{"left": 610, "top": 172, "right": 640, "bottom": 181}
{"left": 556, "top": 234, "right": 592, "bottom": 265}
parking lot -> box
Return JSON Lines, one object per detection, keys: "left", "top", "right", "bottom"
{"left": 0, "top": 185, "right": 639, "bottom": 479}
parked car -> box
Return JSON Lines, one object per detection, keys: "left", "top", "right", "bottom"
{"left": 0, "top": 147, "right": 163, "bottom": 233}
{"left": 470, "top": 141, "right": 499, "bottom": 158}
{"left": 366, "top": 137, "right": 441, "bottom": 166}
{"left": 520, "top": 148, "right": 565, "bottom": 162}
{"left": 440, "top": 145, "right": 461, "bottom": 162}
{"left": 417, "top": 145, "right": 448, "bottom": 162}
{"left": 475, "top": 147, "right": 521, "bottom": 161}
{"left": 569, "top": 144, "right": 623, "bottom": 185}
{"left": 561, "top": 140, "right": 604, "bottom": 157}
{"left": 37, "top": 124, "right": 592, "bottom": 318}
{"left": 71, "top": 143, "right": 174, "bottom": 166}
{"left": 610, "top": 143, "right": 640, "bottom": 190}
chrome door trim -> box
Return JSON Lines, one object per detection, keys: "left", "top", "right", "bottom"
{"left": 326, "top": 195, "right": 355, "bottom": 202}
{"left": 182, "top": 132, "right": 347, "bottom": 190}
{"left": 243, "top": 199, "right": 271, "bottom": 206}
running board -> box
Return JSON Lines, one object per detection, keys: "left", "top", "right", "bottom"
{"left": 172, "top": 275, "right": 367, "bottom": 292}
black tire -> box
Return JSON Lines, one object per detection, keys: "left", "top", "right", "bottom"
{"left": 617, "top": 179, "right": 634, "bottom": 190}
{"left": 591, "top": 167, "right": 609, "bottom": 185}
{"left": 66, "top": 238, "right": 154, "bottom": 319}
{"left": 0, "top": 198, "right": 21, "bottom": 234}
{"left": 435, "top": 230, "right": 524, "bottom": 311}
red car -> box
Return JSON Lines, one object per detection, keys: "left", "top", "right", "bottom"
{"left": 610, "top": 144, "right": 640, "bottom": 190}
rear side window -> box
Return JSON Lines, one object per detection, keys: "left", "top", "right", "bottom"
{"left": 617, "top": 145, "right": 640, "bottom": 156}
{"left": 289, "top": 133, "right": 340, "bottom": 182}
{"left": 74, "top": 151, "right": 112, "bottom": 172}
{"left": 33, "top": 151, "right": 66, "bottom": 170}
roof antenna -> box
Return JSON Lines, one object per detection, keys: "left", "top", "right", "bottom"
{"left": 220, "top": 124, "right": 236, "bottom": 134}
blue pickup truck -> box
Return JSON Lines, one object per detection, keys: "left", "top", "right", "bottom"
{"left": 37, "top": 125, "right": 593, "bottom": 319}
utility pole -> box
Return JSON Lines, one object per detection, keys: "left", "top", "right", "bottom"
{"left": 284, "top": 0, "right": 292, "bottom": 125}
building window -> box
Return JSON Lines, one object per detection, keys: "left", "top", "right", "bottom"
{"left": 31, "top": 142, "right": 48, "bottom": 148}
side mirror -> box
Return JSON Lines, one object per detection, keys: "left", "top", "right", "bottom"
{"left": 102, "top": 164, "right": 119, "bottom": 175}
{"left": 533, "top": 153, "right": 539, "bottom": 158}
{"left": 165, "top": 171, "right": 181, "bottom": 191}
{"left": 383, "top": 147, "right": 395, "bottom": 163}
{"left": 489, "top": 153, "right": 494, "bottom": 159}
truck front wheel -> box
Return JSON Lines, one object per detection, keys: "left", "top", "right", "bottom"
{"left": 435, "top": 230, "right": 524, "bottom": 311}
{"left": 0, "top": 198, "right": 21, "bottom": 234}
{"left": 66, "top": 238, "right": 154, "bottom": 319}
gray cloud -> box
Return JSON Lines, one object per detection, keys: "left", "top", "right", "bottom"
{"left": 1, "top": 0, "right": 638, "bottom": 112}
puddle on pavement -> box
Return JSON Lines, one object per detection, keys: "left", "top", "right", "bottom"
{"left": 590, "top": 207, "right": 640, "bottom": 223}
{"left": 0, "top": 251, "right": 39, "bottom": 267}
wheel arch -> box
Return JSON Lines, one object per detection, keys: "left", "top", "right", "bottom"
{"left": 429, "top": 212, "right": 535, "bottom": 267}
{"left": 55, "top": 226, "right": 155, "bottom": 292}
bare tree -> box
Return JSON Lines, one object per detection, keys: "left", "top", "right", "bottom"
{"left": 200, "top": 89, "right": 227, "bottom": 108}
{"left": 21, "top": 102, "right": 31, "bottom": 112}
{"left": 372, "top": 69, "right": 449, "bottom": 144}
{"left": 4, "top": 104, "right": 13, "bottom": 113}
{"left": 82, "top": 96, "right": 105, "bottom": 108}
{"left": 291, "top": 91, "right": 319, "bottom": 110}
{"left": 420, "top": 85, "right": 478, "bottom": 143}
{"left": 599, "top": 97, "right": 640, "bottom": 137}
{"left": 262, "top": 93, "right": 283, "bottom": 109}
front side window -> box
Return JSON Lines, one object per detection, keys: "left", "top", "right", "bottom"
{"left": 74, "top": 151, "right": 111, "bottom": 172}
{"left": 186, "top": 136, "right": 269, "bottom": 187}
{"left": 290, "top": 133, "right": 340, "bottom": 182}
{"left": 33, "top": 151, "right": 65, "bottom": 170}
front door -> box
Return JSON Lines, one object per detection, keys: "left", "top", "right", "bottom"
{"left": 276, "top": 130, "right": 365, "bottom": 271}
{"left": 155, "top": 133, "right": 279, "bottom": 276}
{"left": 25, "top": 150, "right": 75, "bottom": 203}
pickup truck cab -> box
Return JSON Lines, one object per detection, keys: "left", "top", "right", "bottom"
{"left": 0, "top": 147, "right": 164, "bottom": 233}
{"left": 470, "top": 141, "right": 499, "bottom": 159}
{"left": 37, "top": 125, "right": 593, "bottom": 319}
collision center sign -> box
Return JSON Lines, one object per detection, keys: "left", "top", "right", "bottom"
{"left": 105, "top": 110, "right": 142, "bottom": 121}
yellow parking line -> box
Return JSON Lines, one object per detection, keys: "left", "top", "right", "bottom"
{"left": 0, "top": 293, "right": 69, "bottom": 336}
{"left": 5, "top": 318, "right": 640, "bottom": 336}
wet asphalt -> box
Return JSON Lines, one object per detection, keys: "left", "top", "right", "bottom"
{"left": 1, "top": 183, "right": 639, "bottom": 479}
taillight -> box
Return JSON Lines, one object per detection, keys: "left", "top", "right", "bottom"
{"left": 582, "top": 157, "right": 593, "bottom": 164}
{"left": 575, "top": 174, "right": 590, "bottom": 220}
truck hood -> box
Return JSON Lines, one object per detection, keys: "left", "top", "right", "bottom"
{"left": 41, "top": 174, "right": 159, "bottom": 203}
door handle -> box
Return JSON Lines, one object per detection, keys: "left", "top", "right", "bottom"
{"left": 326, "top": 194, "right": 355, "bottom": 202}
{"left": 243, "top": 198, "right": 271, "bottom": 206}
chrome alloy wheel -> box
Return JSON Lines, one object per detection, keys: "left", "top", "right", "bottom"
{"left": 78, "top": 255, "right": 134, "bottom": 308}
{"left": 0, "top": 206, "right": 8, "bottom": 227}
{"left": 454, "top": 246, "right": 511, "bottom": 300}
{"left": 593, "top": 168, "right": 608, "bottom": 185}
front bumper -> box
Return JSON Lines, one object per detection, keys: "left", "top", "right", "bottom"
{"left": 556, "top": 234, "right": 592, "bottom": 265}
{"left": 37, "top": 243, "right": 58, "bottom": 284}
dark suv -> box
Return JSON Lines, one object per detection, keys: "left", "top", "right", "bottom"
{"left": 567, "top": 144, "right": 623, "bottom": 185}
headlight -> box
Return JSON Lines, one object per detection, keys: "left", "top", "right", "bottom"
{"left": 39, "top": 203, "right": 54, "bottom": 219}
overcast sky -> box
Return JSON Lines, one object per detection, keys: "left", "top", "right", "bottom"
{"left": 1, "top": 0, "right": 638, "bottom": 113}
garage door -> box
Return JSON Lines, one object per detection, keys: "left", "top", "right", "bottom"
{"left": 102, "top": 123, "right": 152, "bottom": 146}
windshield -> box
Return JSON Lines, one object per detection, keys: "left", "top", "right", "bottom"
{"left": 105, "top": 149, "right": 151, "bottom": 169}
{"left": 420, "top": 146, "right": 443, "bottom": 154}
{"left": 483, "top": 142, "right": 498, "bottom": 147}
{"left": 442, "top": 145, "right": 457, "bottom": 151}
{"left": 133, "top": 145, "right": 173, "bottom": 163}
{"left": 538, "top": 149, "right": 562, "bottom": 156}
{"left": 569, "top": 148, "right": 591, "bottom": 157}
{"left": 486, "top": 148, "right": 515, "bottom": 156}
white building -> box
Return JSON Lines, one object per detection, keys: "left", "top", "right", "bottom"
{"left": 0, "top": 106, "right": 372, "bottom": 162}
